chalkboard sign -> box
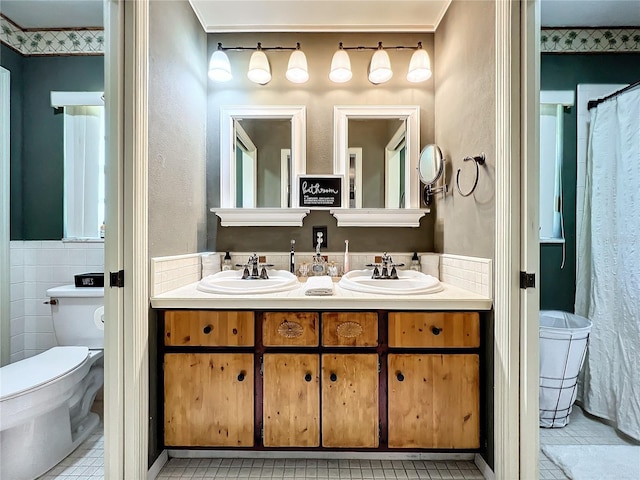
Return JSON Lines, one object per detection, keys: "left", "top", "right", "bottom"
{"left": 299, "top": 175, "right": 342, "bottom": 208}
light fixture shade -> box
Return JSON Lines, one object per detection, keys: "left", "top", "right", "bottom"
{"left": 286, "top": 50, "right": 309, "bottom": 83}
{"left": 208, "top": 50, "right": 232, "bottom": 82}
{"left": 407, "top": 48, "right": 432, "bottom": 83}
{"left": 329, "top": 49, "right": 352, "bottom": 83}
{"left": 368, "top": 49, "right": 393, "bottom": 84}
{"left": 247, "top": 50, "right": 271, "bottom": 85}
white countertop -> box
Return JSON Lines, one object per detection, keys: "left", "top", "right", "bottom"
{"left": 151, "top": 280, "right": 493, "bottom": 311}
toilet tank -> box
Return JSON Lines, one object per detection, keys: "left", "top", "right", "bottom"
{"left": 46, "top": 285, "right": 105, "bottom": 349}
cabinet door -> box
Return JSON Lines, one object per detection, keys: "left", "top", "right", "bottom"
{"left": 263, "top": 354, "right": 320, "bottom": 447}
{"left": 322, "top": 312, "right": 378, "bottom": 347}
{"left": 388, "top": 312, "right": 479, "bottom": 348}
{"left": 164, "top": 353, "right": 254, "bottom": 447}
{"left": 322, "top": 354, "right": 379, "bottom": 448}
{"left": 165, "top": 310, "right": 254, "bottom": 346}
{"left": 388, "top": 354, "right": 479, "bottom": 449}
{"left": 262, "top": 312, "right": 319, "bottom": 346}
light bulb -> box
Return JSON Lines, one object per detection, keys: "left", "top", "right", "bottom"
{"left": 247, "top": 50, "right": 271, "bottom": 85}
{"left": 286, "top": 49, "right": 309, "bottom": 84}
{"left": 407, "top": 48, "right": 432, "bottom": 83}
{"left": 329, "top": 48, "right": 352, "bottom": 83}
{"left": 208, "top": 50, "right": 232, "bottom": 82}
{"left": 368, "top": 48, "right": 393, "bottom": 84}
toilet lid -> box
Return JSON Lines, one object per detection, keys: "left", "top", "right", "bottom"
{"left": 0, "top": 346, "right": 89, "bottom": 400}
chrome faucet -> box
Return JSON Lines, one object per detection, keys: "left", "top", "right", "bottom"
{"left": 311, "top": 234, "right": 327, "bottom": 276}
{"left": 238, "top": 253, "right": 273, "bottom": 279}
{"left": 367, "top": 252, "right": 404, "bottom": 279}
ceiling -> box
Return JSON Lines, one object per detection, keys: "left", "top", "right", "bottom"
{"left": 1, "top": 0, "right": 638, "bottom": 30}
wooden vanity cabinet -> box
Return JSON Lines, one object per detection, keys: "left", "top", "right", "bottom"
{"left": 387, "top": 312, "right": 480, "bottom": 449}
{"left": 162, "top": 309, "right": 482, "bottom": 451}
{"left": 163, "top": 310, "right": 255, "bottom": 447}
{"left": 164, "top": 353, "right": 254, "bottom": 447}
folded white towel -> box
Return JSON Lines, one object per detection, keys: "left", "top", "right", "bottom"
{"left": 303, "top": 276, "right": 334, "bottom": 296}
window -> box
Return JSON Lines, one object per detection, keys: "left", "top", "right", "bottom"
{"left": 540, "top": 91, "right": 573, "bottom": 244}
{"left": 51, "top": 92, "right": 105, "bottom": 239}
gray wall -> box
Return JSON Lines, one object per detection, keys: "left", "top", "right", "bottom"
{"left": 434, "top": 0, "right": 496, "bottom": 260}
{"left": 147, "top": 0, "right": 208, "bottom": 466}
{"left": 207, "top": 32, "right": 436, "bottom": 252}
{"left": 148, "top": 0, "right": 208, "bottom": 258}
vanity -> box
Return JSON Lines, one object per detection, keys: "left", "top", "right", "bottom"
{"left": 152, "top": 276, "right": 491, "bottom": 453}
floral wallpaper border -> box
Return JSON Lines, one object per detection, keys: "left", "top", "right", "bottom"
{"left": 1, "top": 15, "right": 103, "bottom": 56}
{"left": 542, "top": 28, "right": 640, "bottom": 53}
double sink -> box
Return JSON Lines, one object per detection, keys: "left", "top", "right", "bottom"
{"left": 197, "top": 269, "right": 443, "bottom": 295}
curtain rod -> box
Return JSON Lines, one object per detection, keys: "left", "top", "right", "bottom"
{"left": 587, "top": 79, "right": 640, "bottom": 110}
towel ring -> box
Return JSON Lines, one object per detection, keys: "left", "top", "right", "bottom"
{"left": 456, "top": 153, "right": 486, "bottom": 197}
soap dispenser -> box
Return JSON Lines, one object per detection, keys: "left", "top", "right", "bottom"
{"left": 410, "top": 252, "right": 421, "bottom": 271}
{"left": 222, "top": 251, "right": 232, "bottom": 271}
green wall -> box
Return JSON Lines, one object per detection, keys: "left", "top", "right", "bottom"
{"left": 1, "top": 45, "right": 104, "bottom": 240}
{"left": 540, "top": 53, "right": 640, "bottom": 311}
{"left": 1, "top": 45, "right": 24, "bottom": 240}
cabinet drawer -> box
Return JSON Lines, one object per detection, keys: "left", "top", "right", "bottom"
{"left": 388, "top": 312, "right": 480, "bottom": 348}
{"left": 322, "top": 312, "right": 378, "bottom": 347}
{"left": 164, "top": 310, "right": 254, "bottom": 347}
{"left": 262, "top": 312, "right": 319, "bottom": 346}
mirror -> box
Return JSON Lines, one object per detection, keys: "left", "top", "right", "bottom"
{"left": 417, "top": 144, "right": 446, "bottom": 206}
{"left": 418, "top": 144, "right": 444, "bottom": 184}
{"left": 333, "top": 105, "right": 421, "bottom": 209}
{"left": 234, "top": 118, "right": 291, "bottom": 208}
{"left": 220, "top": 106, "right": 306, "bottom": 208}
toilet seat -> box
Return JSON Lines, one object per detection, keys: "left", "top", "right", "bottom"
{"left": 0, "top": 346, "right": 89, "bottom": 400}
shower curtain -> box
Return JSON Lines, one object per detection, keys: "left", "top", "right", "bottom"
{"left": 575, "top": 86, "right": 640, "bottom": 441}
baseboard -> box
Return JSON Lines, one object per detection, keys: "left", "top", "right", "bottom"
{"left": 147, "top": 450, "right": 168, "bottom": 480}
{"left": 167, "top": 450, "right": 475, "bottom": 461}
{"left": 474, "top": 453, "right": 495, "bottom": 480}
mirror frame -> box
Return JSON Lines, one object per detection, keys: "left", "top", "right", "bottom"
{"left": 333, "top": 105, "right": 421, "bottom": 209}
{"left": 220, "top": 105, "right": 306, "bottom": 208}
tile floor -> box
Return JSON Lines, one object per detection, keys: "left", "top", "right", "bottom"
{"left": 538, "top": 404, "right": 640, "bottom": 479}
{"left": 35, "top": 403, "right": 639, "bottom": 479}
{"left": 37, "top": 419, "right": 104, "bottom": 479}
{"left": 156, "top": 458, "right": 485, "bottom": 479}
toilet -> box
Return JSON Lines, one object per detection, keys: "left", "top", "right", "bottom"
{"left": 0, "top": 284, "right": 104, "bottom": 480}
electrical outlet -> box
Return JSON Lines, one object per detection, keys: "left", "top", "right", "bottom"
{"left": 312, "top": 226, "right": 328, "bottom": 249}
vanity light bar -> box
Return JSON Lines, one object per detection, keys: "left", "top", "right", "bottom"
{"left": 208, "top": 41, "right": 431, "bottom": 85}
{"left": 209, "top": 42, "right": 308, "bottom": 85}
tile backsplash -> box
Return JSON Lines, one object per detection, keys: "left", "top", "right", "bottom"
{"left": 151, "top": 251, "right": 493, "bottom": 299}
{"left": 9, "top": 240, "right": 104, "bottom": 362}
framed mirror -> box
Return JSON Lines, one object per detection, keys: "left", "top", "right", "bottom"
{"left": 334, "top": 105, "right": 420, "bottom": 209}
{"left": 331, "top": 105, "right": 426, "bottom": 227}
{"left": 220, "top": 105, "right": 306, "bottom": 208}
{"left": 215, "top": 106, "right": 309, "bottom": 226}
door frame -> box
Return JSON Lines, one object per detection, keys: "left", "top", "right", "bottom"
{"left": 109, "top": 1, "right": 534, "bottom": 477}
{"left": 103, "top": 0, "right": 149, "bottom": 478}
{"left": 0, "top": 66, "right": 10, "bottom": 367}
{"left": 519, "top": 1, "right": 541, "bottom": 479}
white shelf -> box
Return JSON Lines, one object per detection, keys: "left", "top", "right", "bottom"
{"left": 212, "top": 208, "right": 310, "bottom": 227}
{"left": 330, "top": 208, "right": 428, "bottom": 227}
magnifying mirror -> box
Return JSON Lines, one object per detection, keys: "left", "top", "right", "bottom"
{"left": 417, "top": 144, "right": 447, "bottom": 206}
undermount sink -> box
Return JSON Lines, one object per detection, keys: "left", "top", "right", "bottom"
{"left": 338, "top": 269, "right": 443, "bottom": 295}
{"left": 197, "top": 270, "right": 300, "bottom": 295}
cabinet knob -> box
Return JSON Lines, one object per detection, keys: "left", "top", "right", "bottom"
{"left": 330, "top": 373, "right": 337, "bottom": 382}
{"left": 431, "top": 326, "right": 441, "bottom": 335}
{"left": 396, "top": 372, "right": 405, "bottom": 382}
{"left": 203, "top": 325, "right": 213, "bottom": 334}
{"left": 237, "top": 371, "right": 246, "bottom": 382}
{"left": 305, "top": 373, "right": 312, "bottom": 382}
